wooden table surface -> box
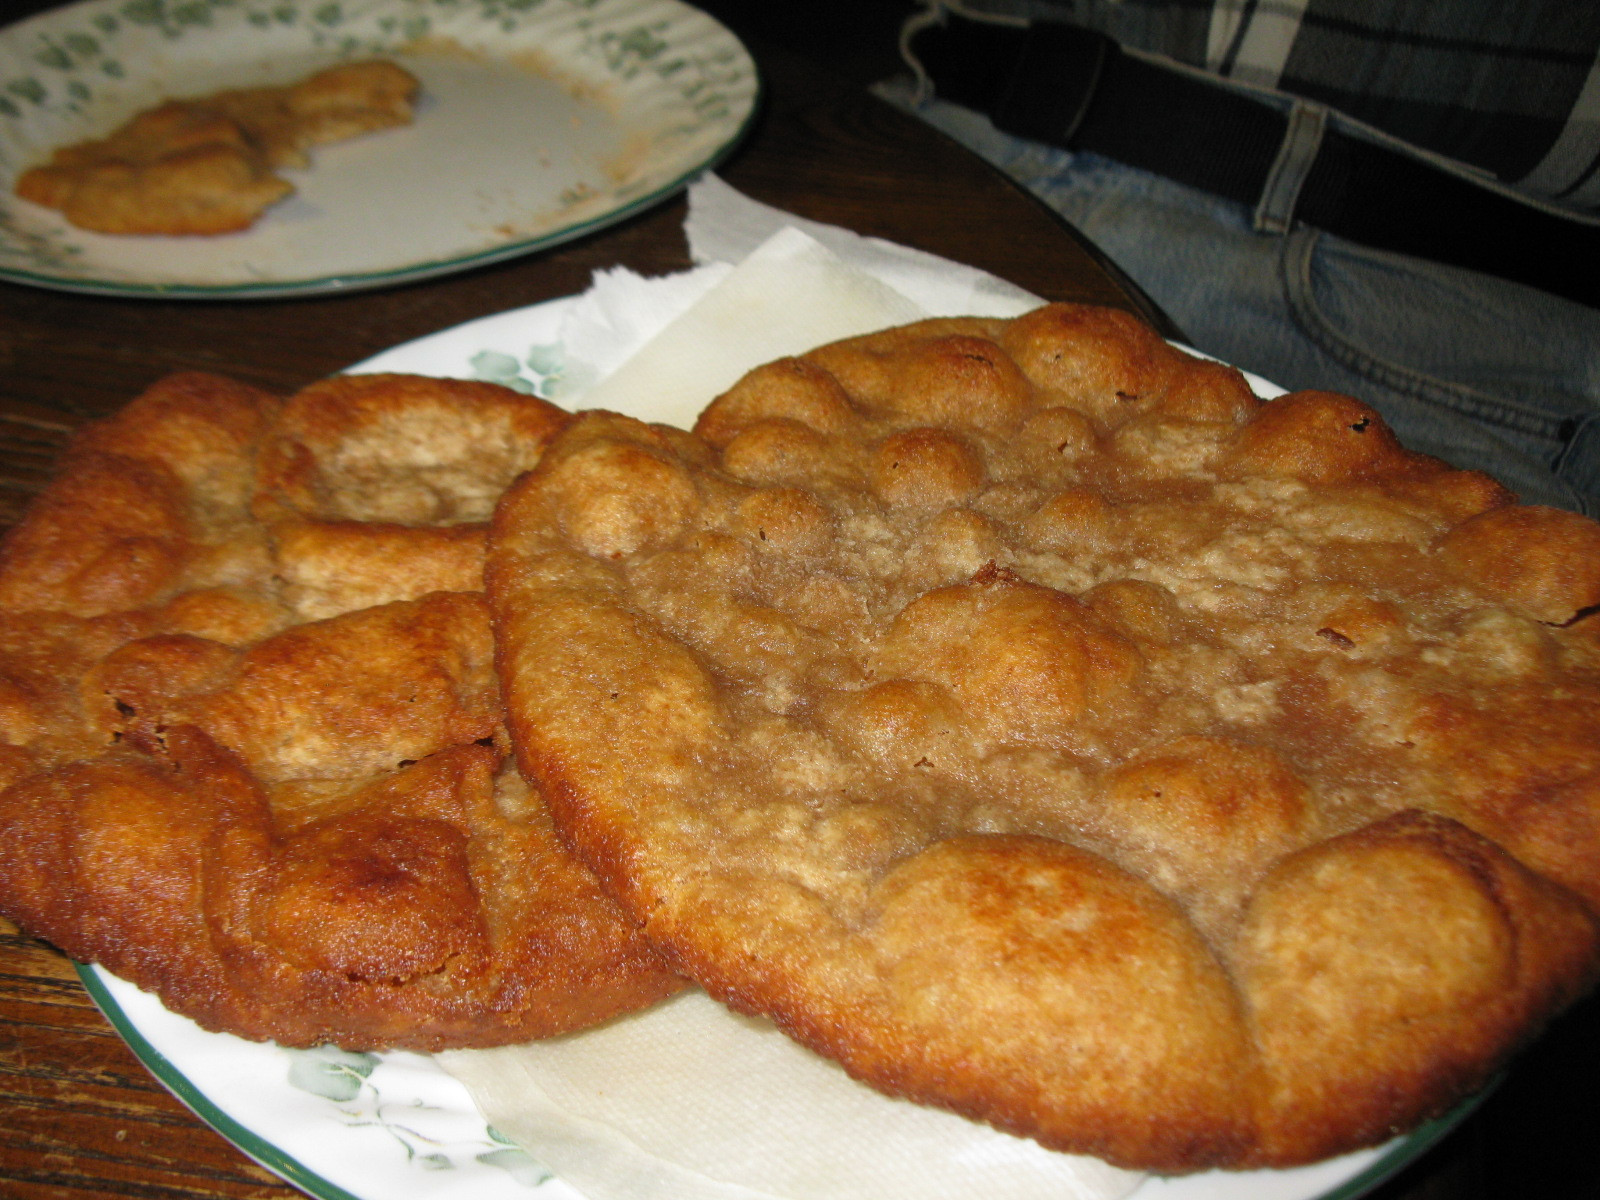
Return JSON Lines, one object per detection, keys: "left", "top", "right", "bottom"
{"left": 1, "top": 2, "right": 1597, "bottom": 1197}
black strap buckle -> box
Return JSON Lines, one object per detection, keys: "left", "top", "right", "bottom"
{"left": 994, "top": 22, "right": 1114, "bottom": 147}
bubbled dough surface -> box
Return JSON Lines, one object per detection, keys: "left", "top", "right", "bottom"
{"left": 490, "top": 305, "right": 1600, "bottom": 1172}
{"left": 0, "top": 370, "right": 683, "bottom": 1051}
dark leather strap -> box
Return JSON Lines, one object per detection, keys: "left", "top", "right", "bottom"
{"left": 912, "top": 13, "right": 1598, "bottom": 308}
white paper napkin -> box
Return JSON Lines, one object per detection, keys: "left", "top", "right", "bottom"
{"left": 544, "top": 174, "right": 1044, "bottom": 429}
{"left": 684, "top": 173, "right": 1044, "bottom": 320}
{"left": 439, "top": 991, "right": 1145, "bottom": 1200}
{"left": 564, "top": 225, "right": 928, "bottom": 428}
{"left": 439, "top": 177, "right": 1144, "bottom": 1200}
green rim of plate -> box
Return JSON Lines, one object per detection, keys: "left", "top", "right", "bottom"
{"left": 77, "top": 962, "right": 364, "bottom": 1200}
{"left": 75, "top": 960, "right": 1492, "bottom": 1200}
{"left": 0, "top": 0, "right": 763, "bottom": 300}
{"left": 1305, "top": 1084, "right": 1495, "bottom": 1200}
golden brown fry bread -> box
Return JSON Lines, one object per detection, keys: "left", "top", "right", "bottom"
{"left": 486, "top": 304, "right": 1600, "bottom": 1171}
{"left": 0, "top": 370, "right": 683, "bottom": 1050}
{"left": 14, "top": 60, "right": 418, "bottom": 236}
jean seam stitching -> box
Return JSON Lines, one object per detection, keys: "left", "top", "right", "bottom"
{"left": 1278, "top": 230, "right": 1571, "bottom": 446}
{"left": 1552, "top": 417, "right": 1600, "bottom": 518}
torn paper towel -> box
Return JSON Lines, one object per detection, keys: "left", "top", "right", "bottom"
{"left": 566, "top": 226, "right": 928, "bottom": 428}
{"left": 545, "top": 174, "right": 1044, "bottom": 428}
{"left": 685, "top": 173, "right": 1043, "bottom": 319}
{"left": 440, "top": 990, "right": 1145, "bottom": 1200}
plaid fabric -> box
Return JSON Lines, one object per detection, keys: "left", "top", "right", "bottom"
{"left": 949, "top": 0, "right": 1600, "bottom": 210}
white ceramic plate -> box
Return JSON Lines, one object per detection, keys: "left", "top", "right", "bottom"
{"left": 0, "top": 0, "right": 757, "bottom": 298}
{"left": 73, "top": 296, "right": 1484, "bottom": 1200}
{"left": 80, "top": 962, "right": 1480, "bottom": 1200}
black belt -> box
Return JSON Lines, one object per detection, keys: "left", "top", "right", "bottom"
{"left": 910, "top": 12, "right": 1598, "bottom": 309}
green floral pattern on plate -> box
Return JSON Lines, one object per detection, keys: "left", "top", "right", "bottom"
{"left": 2, "top": 0, "right": 744, "bottom": 142}
{"left": 0, "top": 0, "right": 758, "bottom": 296}
{"left": 82, "top": 962, "right": 576, "bottom": 1198}
{"left": 468, "top": 343, "right": 567, "bottom": 396}
{"left": 284, "top": 1045, "right": 555, "bottom": 1186}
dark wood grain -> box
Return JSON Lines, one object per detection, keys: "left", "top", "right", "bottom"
{"left": 1, "top": 2, "right": 1596, "bottom": 1198}
{"left": 0, "top": 917, "right": 295, "bottom": 1198}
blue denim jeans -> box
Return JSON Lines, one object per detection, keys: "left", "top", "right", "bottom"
{"left": 880, "top": 84, "right": 1600, "bottom": 516}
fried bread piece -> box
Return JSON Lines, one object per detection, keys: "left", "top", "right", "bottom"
{"left": 14, "top": 60, "right": 418, "bottom": 236}
{"left": 0, "top": 370, "right": 683, "bottom": 1050}
{"left": 487, "top": 304, "right": 1600, "bottom": 1170}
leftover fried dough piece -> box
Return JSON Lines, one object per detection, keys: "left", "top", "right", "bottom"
{"left": 14, "top": 60, "right": 418, "bottom": 236}
{"left": 488, "top": 303, "right": 1600, "bottom": 1171}
{"left": 209, "top": 60, "right": 421, "bottom": 170}
{"left": 0, "top": 368, "right": 683, "bottom": 1049}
